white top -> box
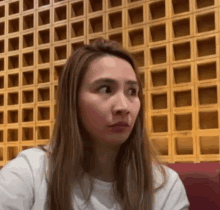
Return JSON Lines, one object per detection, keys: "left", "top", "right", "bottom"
{"left": 0, "top": 147, "right": 190, "bottom": 210}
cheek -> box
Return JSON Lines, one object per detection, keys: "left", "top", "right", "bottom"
{"left": 79, "top": 99, "right": 105, "bottom": 127}
{"left": 133, "top": 100, "right": 141, "bottom": 116}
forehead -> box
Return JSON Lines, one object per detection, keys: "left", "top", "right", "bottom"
{"left": 84, "top": 56, "right": 137, "bottom": 82}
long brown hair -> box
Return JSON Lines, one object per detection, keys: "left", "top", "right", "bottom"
{"left": 37, "top": 38, "right": 168, "bottom": 210}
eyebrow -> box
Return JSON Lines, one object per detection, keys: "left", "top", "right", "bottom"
{"left": 91, "top": 78, "right": 139, "bottom": 87}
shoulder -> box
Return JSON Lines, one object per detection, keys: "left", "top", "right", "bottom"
{"left": 152, "top": 164, "right": 179, "bottom": 189}
{"left": 0, "top": 146, "right": 47, "bottom": 185}
{"left": 18, "top": 146, "right": 46, "bottom": 163}
{"left": 152, "top": 164, "right": 190, "bottom": 209}
{"left": 0, "top": 147, "right": 47, "bottom": 209}
{"left": 15, "top": 146, "right": 47, "bottom": 172}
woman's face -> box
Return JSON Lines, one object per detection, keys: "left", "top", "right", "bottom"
{"left": 78, "top": 56, "right": 141, "bottom": 148}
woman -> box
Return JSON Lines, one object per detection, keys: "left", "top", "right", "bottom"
{"left": 0, "top": 39, "right": 190, "bottom": 210}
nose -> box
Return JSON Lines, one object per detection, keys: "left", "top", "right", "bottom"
{"left": 112, "top": 92, "right": 130, "bottom": 116}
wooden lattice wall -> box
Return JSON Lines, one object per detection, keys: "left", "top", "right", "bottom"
{"left": 0, "top": 0, "right": 220, "bottom": 167}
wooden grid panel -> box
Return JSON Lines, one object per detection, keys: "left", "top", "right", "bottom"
{"left": 0, "top": 0, "right": 220, "bottom": 166}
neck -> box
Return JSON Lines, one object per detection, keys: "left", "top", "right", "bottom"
{"left": 88, "top": 145, "right": 120, "bottom": 182}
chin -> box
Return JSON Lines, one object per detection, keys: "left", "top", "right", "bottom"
{"left": 105, "top": 135, "right": 129, "bottom": 144}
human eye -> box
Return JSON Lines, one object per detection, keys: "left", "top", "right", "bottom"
{"left": 98, "top": 85, "right": 112, "bottom": 94}
{"left": 128, "top": 88, "right": 139, "bottom": 96}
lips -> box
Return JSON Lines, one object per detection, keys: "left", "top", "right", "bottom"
{"left": 109, "top": 125, "right": 129, "bottom": 133}
{"left": 109, "top": 122, "right": 129, "bottom": 127}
